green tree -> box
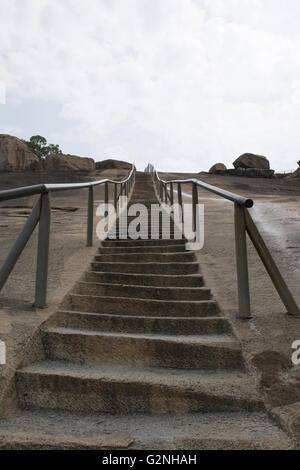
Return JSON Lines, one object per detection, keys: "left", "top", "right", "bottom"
{"left": 22, "top": 135, "right": 62, "bottom": 160}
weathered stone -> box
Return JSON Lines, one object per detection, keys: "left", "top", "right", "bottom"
{"left": 95, "top": 159, "right": 131, "bottom": 171}
{"left": 289, "top": 161, "right": 300, "bottom": 179}
{"left": 209, "top": 163, "right": 227, "bottom": 173}
{"left": 216, "top": 168, "right": 274, "bottom": 178}
{"left": 226, "top": 168, "right": 245, "bottom": 177}
{"left": 0, "top": 134, "right": 39, "bottom": 172}
{"left": 44, "top": 154, "right": 95, "bottom": 172}
{"left": 244, "top": 168, "right": 274, "bottom": 179}
{"left": 233, "top": 153, "right": 270, "bottom": 170}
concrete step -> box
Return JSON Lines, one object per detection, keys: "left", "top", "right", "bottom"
{"left": 101, "top": 239, "right": 186, "bottom": 247}
{"left": 126, "top": 199, "right": 161, "bottom": 205}
{"left": 41, "top": 327, "right": 242, "bottom": 370}
{"left": 94, "top": 252, "right": 195, "bottom": 264}
{"left": 74, "top": 282, "right": 211, "bottom": 301}
{"left": 91, "top": 262, "right": 200, "bottom": 275}
{"left": 0, "top": 409, "right": 292, "bottom": 449}
{"left": 51, "top": 311, "right": 231, "bottom": 335}
{"left": 16, "top": 361, "right": 259, "bottom": 414}
{"left": 70, "top": 294, "right": 218, "bottom": 317}
{"left": 85, "top": 271, "right": 204, "bottom": 287}
{"left": 98, "top": 244, "right": 187, "bottom": 253}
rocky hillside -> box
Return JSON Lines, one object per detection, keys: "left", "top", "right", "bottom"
{"left": 0, "top": 134, "right": 39, "bottom": 171}
{"left": 289, "top": 161, "right": 300, "bottom": 179}
{"left": 45, "top": 154, "right": 95, "bottom": 172}
{"left": 0, "top": 134, "right": 134, "bottom": 174}
{"left": 95, "top": 159, "right": 131, "bottom": 171}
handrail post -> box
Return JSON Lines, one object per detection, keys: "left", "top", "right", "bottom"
{"left": 35, "top": 192, "right": 51, "bottom": 308}
{"left": 177, "top": 182, "right": 183, "bottom": 219}
{"left": 192, "top": 183, "right": 198, "bottom": 234}
{"left": 234, "top": 203, "right": 252, "bottom": 319}
{"left": 177, "top": 183, "right": 184, "bottom": 237}
{"left": 120, "top": 183, "right": 124, "bottom": 208}
{"left": 105, "top": 182, "right": 109, "bottom": 206}
{"left": 86, "top": 186, "right": 94, "bottom": 247}
{"left": 170, "top": 182, "right": 174, "bottom": 206}
{"left": 114, "top": 183, "right": 118, "bottom": 211}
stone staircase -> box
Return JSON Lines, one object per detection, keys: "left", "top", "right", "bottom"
{"left": 0, "top": 172, "right": 293, "bottom": 449}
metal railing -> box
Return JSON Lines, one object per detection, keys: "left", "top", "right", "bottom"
{"left": 147, "top": 165, "right": 300, "bottom": 319}
{"left": 0, "top": 165, "right": 136, "bottom": 308}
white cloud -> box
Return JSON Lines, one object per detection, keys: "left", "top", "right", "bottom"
{"left": 0, "top": 0, "right": 300, "bottom": 171}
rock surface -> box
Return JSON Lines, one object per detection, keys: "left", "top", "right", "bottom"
{"left": 244, "top": 168, "right": 274, "bottom": 178}
{"left": 210, "top": 168, "right": 274, "bottom": 179}
{"left": 233, "top": 153, "right": 270, "bottom": 170}
{"left": 0, "top": 134, "right": 39, "bottom": 172}
{"left": 289, "top": 161, "right": 300, "bottom": 179}
{"left": 209, "top": 163, "right": 227, "bottom": 173}
{"left": 45, "top": 154, "right": 95, "bottom": 172}
{"left": 95, "top": 159, "right": 131, "bottom": 171}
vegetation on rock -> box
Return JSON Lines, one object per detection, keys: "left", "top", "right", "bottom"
{"left": 22, "top": 135, "right": 62, "bottom": 162}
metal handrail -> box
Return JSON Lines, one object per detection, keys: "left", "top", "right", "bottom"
{"left": 155, "top": 171, "right": 254, "bottom": 208}
{"left": 0, "top": 164, "right": 136, "bottom": 307}
{"left": 148, "top": 164, "right": 300, "bottom": 319}
{"left": 0, "top": 167, "right": 135, "bottom": 201}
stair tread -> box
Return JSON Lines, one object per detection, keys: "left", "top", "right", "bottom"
{"left": 71, "top": 293, "right": 217, "bottom": 306}
{"left": 95, "top": 252, "right": 192, "bottom": 256}
{"left": 43, "top": 326, "right": 238, "bottom": 347}
{"left": 88, "top": 271, "right": 202, "bottom": 278}
{"left": 59, "top": 309, "right": 223, "bottom": 321}
{"left": 75, "top": 282, "right": 211, "bottom": 300}
{"left": 77, "top": 282, "right": 209, "bottom": 292}
{"left": 18, "top": 359, "right": 253, "bottom": 390}
{"left": 92, "top": 261, "right": 199, "bottom": 265}
{"left": 99, "top": 244, "right": 186, "bottom": 249}
{"left": 0, "top": 409, "right": 292, "bottom": 450}
{"left": 54, "top": 310, "right": 230, "bottom": 334}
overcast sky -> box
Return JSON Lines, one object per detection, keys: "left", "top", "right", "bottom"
{"left": 1, "top": 0, "right": 300, "bottom": 172}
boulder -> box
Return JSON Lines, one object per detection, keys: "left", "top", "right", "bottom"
{"left": 44, "top": 154, "right": 95, "bottom": 172}
{"left": 289, "top": 161, "right": 300, "bottom": 179}
{"left": 95, "top": 159, "right": 132, "bottom": 171}
{"left": 209, "top": 163, "right": 227, "bottom": 173}
{"left": 233, "top": 153, "right": 270, "bottom": 170}
{"left": 0, "top": 134, "right": 39, "bottom": 172}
